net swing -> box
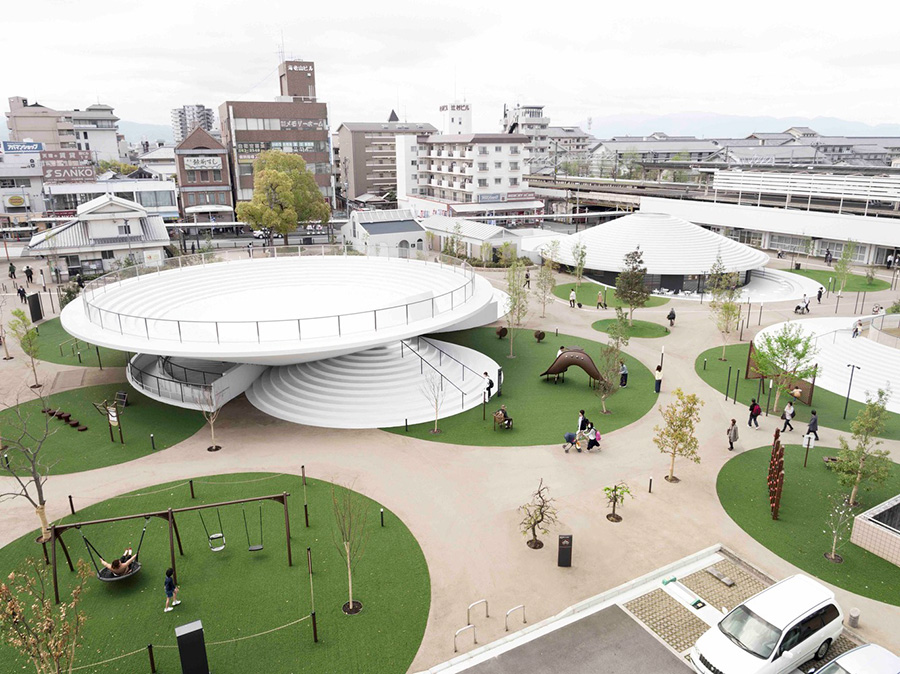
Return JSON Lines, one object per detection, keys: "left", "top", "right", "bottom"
{"left": 242, "top": 504, "right": 264, "bottom": 552}
{"left": 78, "top": 518, "right": 150, "bottom": 582}
{"left": 198, "top": 508, "right": 226, "bottom": 552}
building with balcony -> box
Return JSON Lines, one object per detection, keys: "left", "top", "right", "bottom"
{"left": 137, "top": 145, "right": 177, "bottom": 181}
{"left": 219, "top": 60, "right": 332, "bottom": 206}
{"left": 174, "top": 127, "right": 234, "bottom": 222}
{"left": 171, "top": 104, "right": 216, "bottom": 144}
{"left": 397, "top": 133, "right": 543, "bottom": 223}
{"left": 336, "top": 120, "right": 437, "bottom": 200}
{"left": 501, "top": 104, "right": 550, "bottom": 170}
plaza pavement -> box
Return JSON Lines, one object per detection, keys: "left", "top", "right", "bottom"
{"left": 0, "top": 252, "right": 898, "bottom": 672}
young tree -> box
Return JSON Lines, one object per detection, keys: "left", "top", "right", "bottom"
{"left": 499, "top": 241, "right": 514, "bottom": 267}
{"left": 235, "top": 150, "right": 330, "bottom": 246}
{"left": 0, "top": 392, "right": 57, "bottom": 541}
{"left": 653, "top": 388, "right": 704, "bottom": 482}
{"left": 198, "top": 387, "right": 224, "bottom": 452}
{"left": 98, "top": 159, "right": 138, "bottom": 175}
{"left": 505, "top": 261, "right": 530, "bottom": 358}
{"left": 479, "top": 241, "right": 492, "bottom": 264}
{"left": 595, "top": 309, "right": 630, "bottom": 413}
{"left": 0, "top": 557, "right": 91, "bottom": 674}
{"left": 834, "top": 389, "right": 892, "bottom": 506}
{"left": 535, "top": 262, "right": 555, "bottom": 318}
{"left": 331, "top": 482, "right": 369, "bottom": 614}
{"left": 571, "top": 238, "right": 587, "bottom": 287}
{"left": 751, "top": 322, "right": 819, "bottom": 413}
{"left": 542, "top": 239, "right": 561, "bottom": 272}
{"left": 706, "top": 254, "right": 742, "bottom": 360}
{"left": 823, "top": 493, "right": 857, "bottom": 563}
{"left": 418, "top": 370, "right": 445, "bottom": 434}
{"left": 8, "top": 309, "right": 40, "bottom": 389}
{"left": 615, "top": 247, "right": 650, "bottom": 326}
{"left": 0, "top": 295, "right": 12, "bottom": 361}
{"left": 518, "top": 478, "right": 559, "bottom": 549}
{"left": 604, "top": 482, "right": 633, "bottom": 522}
{"left": 833, "top": 241, "right": 857, "bottom": 296}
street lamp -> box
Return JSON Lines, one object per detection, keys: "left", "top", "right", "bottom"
{"left": 843, "top": 364, "right": 861, "bottom": 419}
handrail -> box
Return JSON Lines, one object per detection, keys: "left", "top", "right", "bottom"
{"left": 400, "top": 340, "right": 466, "bottom": 406}
{"left": 453, "top": 625, "right": 476, "bottom": 653}
{"left": 467, "top": 599, "right": 489, "bottom": 625}
{"left": 161, "top": 357, "right": 230, "bottom": 386}
{"left": 505, "top": 604, "right": 526, "bottom": 631}
{"left": 127, "top": 356, "right": 213, "bottom": 405}
{"left": 79, "top": 245, "right": 477, "bottom": 345}
{"left": 417, "top": 336, "right": 482, "bottom": 381}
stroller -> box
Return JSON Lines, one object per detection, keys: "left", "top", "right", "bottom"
{"left": 563, "top": 431, "right": 582, "bottom": 453}
{"left": 794, "top": 302, "right": 810, "bottom": 314}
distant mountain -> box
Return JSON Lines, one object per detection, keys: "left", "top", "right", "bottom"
{"left": 582, "top": 112, "right": 900, "bottom": 140}
{"left": 118, "top": 120, "right": 173, "bottom": 144}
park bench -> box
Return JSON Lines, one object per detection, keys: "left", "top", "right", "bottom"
{"left": 492, "top": 410, "right": 513, "bottom": 430}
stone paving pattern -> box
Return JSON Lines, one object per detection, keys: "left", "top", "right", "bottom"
{"left": 681, "top": 560, "right": 770, "bottom": 612}
{"left": 624, "top": 589, "right": 709, "bottom": 654}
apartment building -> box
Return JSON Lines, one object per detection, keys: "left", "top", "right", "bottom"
{"left": 336, "top": 121, "right": 437, "bottom": 200}
{"left": 500, "top": 104, "right": 550, "bottom": 169}
{"left": 220, "top": 60, "right": 332, "bottom": 205}
{"left": 546, "top": 126, "right": 594, "bottom": 155}
{"left": 171, "top": 105, "right": 216, "bottom": 144}
{"left": 439, "top": 102, "right": 472, "bottom": 135}
{"left": 174, "top": 126, "right": 233, "bottom": 222}
{"left": 397, "top": 133, "right": 543, "bottom": 221}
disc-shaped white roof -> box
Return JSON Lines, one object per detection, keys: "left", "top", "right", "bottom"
{"left": 555, "top": 212, "right": 769, "bottom": 275}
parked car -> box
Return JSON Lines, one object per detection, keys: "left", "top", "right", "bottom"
{"left": 808, "top": 644, "right": 900, "bottom": 674}
{"left": 689, "top": 575, "right": 844, "bottom": 674}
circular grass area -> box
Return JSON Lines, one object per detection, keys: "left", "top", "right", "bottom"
{"left": 592, "top": 318, "right": 669, "bottom": 339}
{"left": 0, "top": 383, "right": 206, "bottom": 474}
{"left": 694, "top": 343, "right": 900, "bottom": 437}
{"left": 553, "top": 282, "right": 670, "bottom": 309}
{"left": 717, "top": 445, "right": 899, "bottom": 606}
{"left": 33, "top": 317, "right": 128, "bottom": 368}
{"left": 786, "top": 267, "right": 890, "bottom": 293}
{"left": 384, "top": 327, "right": 658, "bottom": 445}
{"left": 0, "top": 473, "right": 429, "bottom": 674}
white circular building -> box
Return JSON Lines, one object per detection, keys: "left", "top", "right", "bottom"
{"left": 554, "top": 212, "right": 769, "bottom": 293}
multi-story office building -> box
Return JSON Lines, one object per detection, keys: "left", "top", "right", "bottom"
{"left": 174, "top": 127, "right": 234, "bottom": 222}
{"left": 171, "top": 105, "right": 216, "bottom": 144}
{"left": 44, "top": 175, "right": 178, "bottom": 220}
{"left": 397, "top": 133, "right": 543, "bottom": 222}
{"left": 219, "top": 60, "right": 332, "bottom": 205}
{"left": 500, "top": 104, "right": 550, "bottom": 170}
{"left": 439, "top": 102, "right": 472, "bottom": 135}
{"left": 0, "top": 142, "right": 45, "bottom": 229}
{"left": 6, "top": 97, "right": 121, "bottom": 162}
{"left": 336, "top": 121, "right": 437, "bottom": 200}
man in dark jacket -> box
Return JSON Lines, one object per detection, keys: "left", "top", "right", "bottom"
{"left": 807, "top": 410, "right": 819, "bottom": 441}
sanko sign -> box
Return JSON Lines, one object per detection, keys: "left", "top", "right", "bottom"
{"left": 1, "top": 141, "right": 44, "bottom": 153}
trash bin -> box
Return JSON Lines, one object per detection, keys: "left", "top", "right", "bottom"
{"left": 794, "top": 263, "right": 801, "bottom": 270}
{"left": 175, "top": 620, "right": 210, "bottom": 674}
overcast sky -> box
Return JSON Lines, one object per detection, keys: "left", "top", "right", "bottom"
{"left": 3, "top": 0, "right": 898, "bottom": 136}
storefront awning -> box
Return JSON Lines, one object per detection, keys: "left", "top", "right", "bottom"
{"left": 184, "top": 205, "right": 235, "bottom": 214}
{"left": 450, "top": 199, "right": 545, "bottom": 214}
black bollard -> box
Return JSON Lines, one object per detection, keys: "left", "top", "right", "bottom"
{"left": 380, "top": 508, "right": 384, "bottom": 527}
{"left": 725, "top": 367, "right": 732, "bottom": 401}
{"left": 150, "top": 434, "right": 156, "bottom": 450}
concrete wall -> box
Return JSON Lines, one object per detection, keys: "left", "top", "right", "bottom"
{"left": 851, "top": 493, "right": 900, "bottom": 567}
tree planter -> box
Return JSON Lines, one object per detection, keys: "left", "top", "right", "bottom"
{"left": 428, "top": 429, "right": 442, "bottom": 435}
{"left": 342, "top": 600, "right": 363, "bottom": 615}
{"left": 526, "top": 539, "right": 543, "bottom": 549}
{"left": 664, "top": 475, "right": 680, "bottom": 483}
{"left": 207, "top": 445, "right": 222, "bottom": 452}
{"left": 824, "top": 553, "right": 844, "bottom": 564}
{"left": 606, "top": 514, "right": 622, "bottom": 523}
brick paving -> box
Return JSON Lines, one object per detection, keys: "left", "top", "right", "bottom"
{"left": 624, "top": 589, "right": 709, "bottom": 654}
{"left": 681, "top": 560, "right": 770, "bottom": 612}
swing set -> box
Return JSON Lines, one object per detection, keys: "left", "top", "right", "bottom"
{"left": 46, "top": 492, "right": 293, "bottom": 604}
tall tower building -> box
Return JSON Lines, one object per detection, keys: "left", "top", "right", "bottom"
{"left": 171, "top": 105, "right": 215, "bottom": 144}
{"left": 439, "top": 101, "right": 472, "bottom": 135}
{"left": 500, "top": 104, "right": 550, "bottom": 170}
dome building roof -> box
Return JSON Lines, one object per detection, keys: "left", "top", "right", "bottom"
{"left": 555, "top": 212, "right": 769, "bottom": 275}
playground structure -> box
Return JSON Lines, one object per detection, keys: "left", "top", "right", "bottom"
{"left": 539, "top": 347, "right": 607, "bottom": 389}
{"left": 746, "top": 340, "right": 817, "bottom": 407}
{"left": 45, "top": 492, "right": 292, "bottom": 604}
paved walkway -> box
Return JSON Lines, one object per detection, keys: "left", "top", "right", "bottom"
{"left": 1, "top": 262, "right": 899, "bottom": 673}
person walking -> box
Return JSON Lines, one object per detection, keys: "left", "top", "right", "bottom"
{"left": 17, "top": 286, "right": 27, "bottom": 304}
{"left": 667, "top": 308, "right": 676, "bottom": 327}
{"left": 817, "top": 286, "right": 824, "bottom": 303}
{"left": 727, "top": 419, "right": 739, "bottom": 451}
{"left": 596, "top": 289, "right": 606, "bottom": 310}
{"left": 619, "top": 361, "right": 628, "bottom": 388}
{"left": 569, "top": 288, "right": 576, "bottom": 308}
{"left": 163, "top": 568, "right": 181, "bottom": 612}
{"left": 781, "top": 401, "right": 795, "bottom": 432}
{"left": 807, "top": 410, "right": 819, "bottom": 441}
{"left": 852, "top": 320, "right": 862, "bottom": 338}
{"left": 887, "top": 253, "right": 894, "bottom": 269}
{"left": 653, "top": 365, "right": 663, "bottom": 393}
{"left": 586, "top": 423, "right": 600, "bottom": 451}
{"left": 24, "top": 266, "right": 33, "bottom": 286}
{"left": 748, "top": 398, "right": 762, "bottom": 429}
{"left": 483, "top": 372, "right": 494, "bottom": 400}
{"left": 523, "top": 271, "right": 530, "bottom": 288}
{"left": 8, "top": 262, "right": 16, "bottom": 279}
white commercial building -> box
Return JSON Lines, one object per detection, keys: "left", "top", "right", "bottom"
{"left": 0, "top": 143, "right": 45, "bottom": 229}
{"left": 500, "top": 104, "right": 550, "bottom": 170}
{"left": 439, "top": 101, "right": 472, "bottom": 135}
{"left": 6, "top": 98, "right": 122, "bottom": 162}
{"left": 44, "top": 176, "right": 178, "bottom": 220}
{"left": 171, "top": 105, "right": 216, "bottom": 144}
{"left": 341, "top": 209, "right": 426, "bottom": 250}
{"left": 419, "top": 214, "right": 522, "bottom": 260}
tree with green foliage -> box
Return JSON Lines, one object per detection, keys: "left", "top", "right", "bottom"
{"left": 98, "top": 159, "right": 138, "bottom": 175}
{"left": 572, "top": 238, "right": 587, "bottom": 287}
{"left": 499, "top": 241, "right": 515, "bottom": 267}
{"left": 236, "top": 150, "right": 330, "bottom": 246}
{"left": 0, "top": 557, "right": 91, "bottom": 673}
{"left": 536, "top": 262, "right": 555, "bottom": 318}
{"left": 479, "top": 241, "right": 492, "bottom": 263}
{"left": 669, "top": 152, "right": 691, "bottom": 183}
{"left": 595, "top": 308, "right": 630, "bottom": 414}
{"left": 518, "top": 478, "right": 559, "bottom": 549}
{"left": 542, "top": 239, "right": 561, "bottom": 272}
{"left": 505, "top": 261, "right": 529, "bottom": 358}
{"left": 833, "top": 241, "right": 857, "bottom": 296}
{"left": 834, "top": 389, "right": 892, "bottom": 506}
{"left": 618, "top": 148, "right": 641, "bottom": 179}
{"left": 9, "top": 309, "right": 40, "bottom": 389}
{"left": 604, "top": 482, "right": 633, "bottom": 522}
{"left": 751, "top": 322, "right": 818, "bottom": 413}
{"left": 653, "top": 388, "right": 704, "bottom": 482}
{"left": 615, "top": 247, "right": 650, "bottom": 326}
{"left": 707, "top": 254, "right": 742, "bottom": 360}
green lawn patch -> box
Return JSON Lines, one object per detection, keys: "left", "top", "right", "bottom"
{"left": 786, "top": 267, "right": 889, "bottom": 293}
{"left": 553, "top": 282, "right": 669, "bottom": 309}
{"left": 0, "top": 474, "right": 429, "bottom": 674}
{"left": 592, "top": 318, "right": 669, "bottom": 339}
{"left": 0, "top": 383, "right": 205, "bottom": 474}
{"left": 718, "top": 445, "right": 899, "bottom": 606}
{"left": 384, "top": 327, "right": 658, "bottom": 445}
{"left": 34, "top": 317, "right": 128, "bottom": 368}
{"left": 694, "top": 343, "right": 900, "bottom": 437}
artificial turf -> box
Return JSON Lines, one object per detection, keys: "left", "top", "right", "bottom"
{"left": 384, "top": 327, "right": 658, "bottom": 445}
{"left": 0, "top": 473, "right": 430, "bottom": 674}
{"left": 717, "top": 445, "right": 900, "bottom": 606}
{"left": 0, "top": 383, "right": 206, "bottom": 474}
{"left": 33, "top": 317, "right": 128, "bottom": 368}
{"left": 694, "top": 343, "right": 900, "bottom": 437}
{"left": 552, "top": 282, "right": 670, "bottom": 310}
{"left": 592, "top": 318, "right": 670, "bottom": 339}
{"left": 786, "top": 267, "right": 890, "bottom": 293}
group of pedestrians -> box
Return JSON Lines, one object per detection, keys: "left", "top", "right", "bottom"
{"left": 563, "top": 409, "right": 600, "bottom": 453}
{"left": 727, "top": 400, "right": 819, "bottom": 451}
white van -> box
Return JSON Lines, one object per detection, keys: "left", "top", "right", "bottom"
{"left": 690, "top": 575, "right": 844, "bottom": 674}
{"left": 810, "top": 644, "right": 900, "bottom": 674}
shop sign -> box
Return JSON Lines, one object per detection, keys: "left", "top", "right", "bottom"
{"left": 2, "top": 141, "right": 43, "bottom": 153}
{"left": 184, "top": 156, "right": 222, "bottom": 170}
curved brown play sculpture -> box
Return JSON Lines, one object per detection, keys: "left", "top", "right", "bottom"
{"left": 540, "top": 347, "right": 607, "bottom": 387}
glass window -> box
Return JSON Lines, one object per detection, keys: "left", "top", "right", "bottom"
{"left": 478, "top": 146, "right": 488, "bottom": 155}
{"left": 187, "top": 194, "right": 195, "bottom": 206}
{"left": 494, "top": 178, "right": 502, "bottom": 185}
{"left": 478, "top": 179, "right": 488, "bottom": 187}
{"left": 509, "top": 178, "right": 518, "bottom": 186}
{"left": 187, "top": 171, "right": 197, "bottom": 183}
{"left": 718, "top": 606, "right": 781, "bottom": 659}
{"left": 213, "top": 170, "right": 222, "bottom": 182}
{"left": 199, "top": 170, "right": 209, "bottom": 182}
{"left": 494, "top": 162, "right": 502, "bottom": 169}
{"left": 494, "top": 146, "right": 502, "bottom": 152}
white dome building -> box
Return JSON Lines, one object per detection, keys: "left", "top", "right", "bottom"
{"left": 554, "top": 212, "right": 769, "bottom": 293}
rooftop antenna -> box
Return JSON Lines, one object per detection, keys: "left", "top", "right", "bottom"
{"left": 277, "top": 30, "right": 285, "bottom": 63}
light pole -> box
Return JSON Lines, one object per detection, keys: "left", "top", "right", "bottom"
{"left": 843, "top": 364, "right": 861, "bottom": 420}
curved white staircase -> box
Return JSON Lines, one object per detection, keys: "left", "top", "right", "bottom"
{"left": 246, "top": 338, "right": 499, "bottom": 428}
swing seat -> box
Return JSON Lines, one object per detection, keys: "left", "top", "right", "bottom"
{"left": 208, "top": 533, "right": 226, "bottom": 552}
{"left": 98, "top": 561, "right": 142, "bottom": 582}
{"left": 248, "top": 544, "right": 264, "bottom": 552}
